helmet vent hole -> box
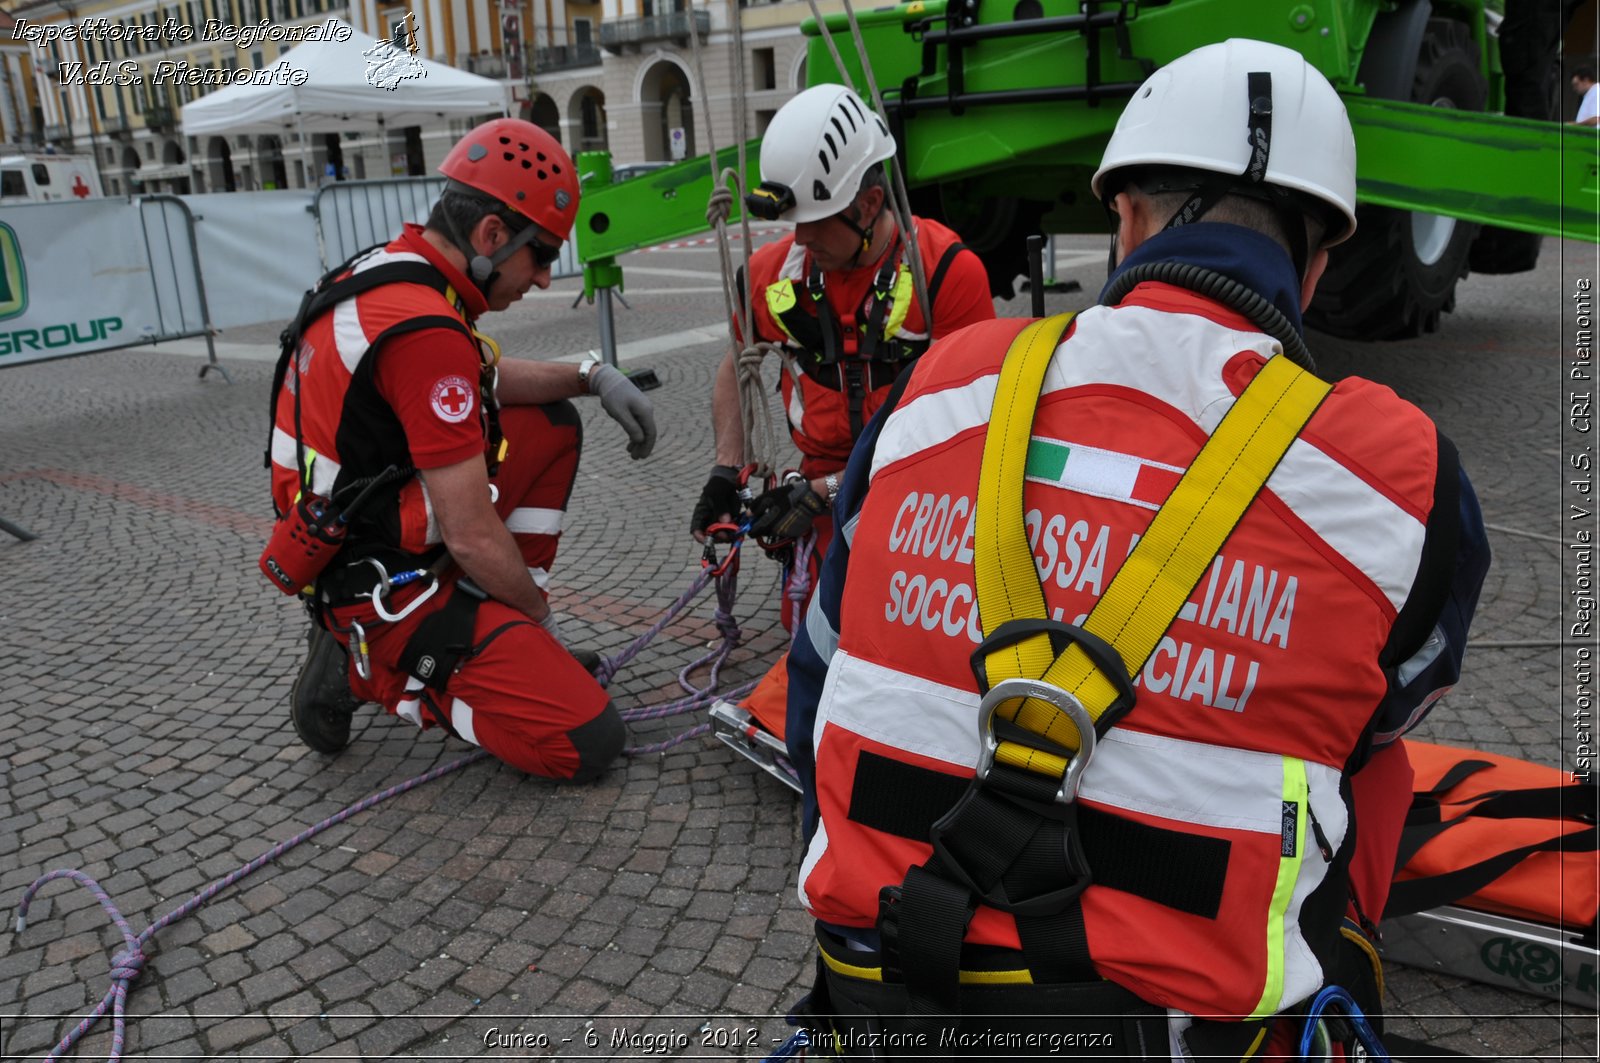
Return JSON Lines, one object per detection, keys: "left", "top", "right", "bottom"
{"left": 823, "top": 132, "right": 838, "bottom": 159}
{"left": 537, "top": 152, "right": 547, "bottom": 162}
{"left": 498, "top": 136, "right": 512, "bottom": 145}
{"left": 831, "top": 116, "right": 847, "bottom": 142}
{"left": 503, "top": 152, "right": 516, "bottom": 162}
{"left": 519, "top": 142, "right": 530, "bottom": 152}
{"left": 552, "top": 164, "right": 562, "bottom": 174}
{"left": 1142, "top": 86, "right": 1152, "bottom": 98}
{"left": 537, "top": 170, "right": 547, "bottom": 180}
{"left": 521, "top": 160, "right": 533, "bottom": 170}
{"left": 817, "top": 150, "right": 831, "bottom": 175}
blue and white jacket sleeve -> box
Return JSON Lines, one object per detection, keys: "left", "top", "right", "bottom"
{"left": 1369, "top": 443, "right": 1491, "bottom": 751}
{"left": 787, "top": 393, "right": 899, "bottom": 844}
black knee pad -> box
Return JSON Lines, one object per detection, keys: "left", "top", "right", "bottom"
{"left": 566, "top": 702, "right": 625, "bottom": 783}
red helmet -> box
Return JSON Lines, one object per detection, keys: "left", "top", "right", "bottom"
{"left": 438, "top": 118, "right": 579, "bottom": 241}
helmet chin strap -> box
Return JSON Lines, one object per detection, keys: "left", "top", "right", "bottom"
{"left": 440, "top": 185, "right": 547, "bottom": 298}
{"left": 840, "top": 202, "right": 886, "bottom": 270}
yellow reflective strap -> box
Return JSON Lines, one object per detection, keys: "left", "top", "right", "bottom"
{"left": 976, "top": 340, "right": 1331, "bottom": 772}
{"left": 1062, "top": 355, "right": 1330, "bottom": 683}
{"left": 882, "top": 264, "right": 915, "bottom": 336}
{"left": 1251, "top": 756, "right": 1308, "bottom": 1018}
{"left": 973, "top": 315, "right": 1074, "bottom": 700}
{"left": 817, "top": 944, "right": 1034, "bottom": 986}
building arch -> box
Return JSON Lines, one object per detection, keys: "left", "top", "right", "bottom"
{"left": 206, "top": 137, "right": 236, "bottom": 191}
{"left": 527, "top": 92, "right": 560, "bottom": 142}
{"left": 256, "top": 135, "right": 287, "bottom": 190}
{"left": 636, "top": 56, "right": 696, "bottom": 162}
{"left": 566, "top": 85, "right": 607, "bottom": 157}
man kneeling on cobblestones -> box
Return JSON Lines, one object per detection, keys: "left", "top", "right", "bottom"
{"left": 262, "top": 118, "right": 655, "bottom": 781}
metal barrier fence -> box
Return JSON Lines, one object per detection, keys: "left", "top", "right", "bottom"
{"left": 312, "top": 177, "right": 581, "bottom": 277}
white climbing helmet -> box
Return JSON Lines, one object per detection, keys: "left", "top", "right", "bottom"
{"left": 1091, "top": 38, "right": 1357, "bottom": 247}
{"left": 748, "top": 84, "right": 896, "bottom": 224}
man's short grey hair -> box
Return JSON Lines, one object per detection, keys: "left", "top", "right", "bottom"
{"left": 426, "top": 187, "right": 517, "bottom": 239}
{"left": 856, "top": 162, "right": 889, "bottom": 199}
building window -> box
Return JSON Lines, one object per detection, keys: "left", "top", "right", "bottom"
{"left": 754, "top": 48, "right": 776, "bottom": 91}
{"left": 573, "top": 18, "right": 592, "bottom": 46}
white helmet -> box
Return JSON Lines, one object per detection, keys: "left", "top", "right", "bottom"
{"left": 1091, "top": 38, "right": 1357, "bottom": 247}
{"left": 747, "top": 84, "right": 896, "bottom": 224}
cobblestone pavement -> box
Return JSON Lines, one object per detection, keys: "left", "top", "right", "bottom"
{"left": 1, "top": 231, "right": 1595, "bottom": 1060}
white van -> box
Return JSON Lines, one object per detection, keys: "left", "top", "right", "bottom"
{"left": 0, "top": 154, "right": 104, "bottom": 203}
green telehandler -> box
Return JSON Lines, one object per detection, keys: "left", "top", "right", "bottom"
{"left": 576, "top": 0, "right": 1597, "bottom": 342}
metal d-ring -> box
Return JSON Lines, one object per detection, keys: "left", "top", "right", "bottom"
{"left": 975, "top": 677, "right": 1098, "bottom": 804}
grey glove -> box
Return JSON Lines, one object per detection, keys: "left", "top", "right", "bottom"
{"left": 589, "top": 364, "right": 657, "bottom": 460}
{"left": 538, "top": 608, "right": 565, "bottom": 646}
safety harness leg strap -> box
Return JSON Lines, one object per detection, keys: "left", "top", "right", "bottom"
{"left": 885, "top": 314, "right": 1332, "bottom": 1037}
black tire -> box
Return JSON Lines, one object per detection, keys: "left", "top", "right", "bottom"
{"left": 912, "top": 184, "right": 1048, "bottom": 301}
{"left": 1306, "top": 19, "right": 1486, "bottom": 340}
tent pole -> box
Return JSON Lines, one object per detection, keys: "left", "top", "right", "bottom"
{"left": 296, "top": 115, "right": 311, "bottom": 188}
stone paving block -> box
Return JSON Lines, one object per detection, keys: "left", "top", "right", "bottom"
{"left": 1, "top": 248, "right": 1592, "bottom": 1060}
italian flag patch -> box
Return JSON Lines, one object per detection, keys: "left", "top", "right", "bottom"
{"left": 1024, "top": 438, "right": 1183, "bottom": 511}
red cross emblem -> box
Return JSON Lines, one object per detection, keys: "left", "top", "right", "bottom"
{"left": 430, "top": 375, "right": 475, "bottom": 423}
{"left": 71, "top": 175, "right": 91, "bottom": 199}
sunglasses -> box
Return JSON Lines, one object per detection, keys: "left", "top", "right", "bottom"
{"left": 530, "top": 240, "right": 563, "bottom": 268}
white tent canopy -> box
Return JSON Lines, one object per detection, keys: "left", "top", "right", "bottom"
{"left": 180, "top": 19, "right": 507, "bottom": 138}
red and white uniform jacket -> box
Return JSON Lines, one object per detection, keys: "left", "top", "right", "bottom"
{"left": 270, "top": 226, "right": 491, "bottom": 556}
{"left": 742, "top": 216, "right": 992, "bottom": 473}
{"left": 797, "top": 292, "right": 1466, "bottom": 1019}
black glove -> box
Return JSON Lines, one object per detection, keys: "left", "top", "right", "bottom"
{"left": 691, "top": 465, "right": 743, "bottom": 537}
{"left": 749, "top": 478, "right": 827, "bottom": 543}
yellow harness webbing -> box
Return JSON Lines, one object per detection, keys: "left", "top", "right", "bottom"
{"left": 973, "top": 316, "right": 1332, "bottom": 777}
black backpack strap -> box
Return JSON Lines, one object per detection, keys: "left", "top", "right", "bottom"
{"left": 925, "top": 240, "right": 969, "bottom": 310}
{"left": 265, "top": 255, "right": 465, "bottom": 489}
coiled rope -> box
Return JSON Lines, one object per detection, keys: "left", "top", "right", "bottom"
{"left": 12, "top": 541, "right": 756, "bottom": 1063}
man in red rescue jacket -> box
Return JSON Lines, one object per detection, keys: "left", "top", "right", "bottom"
{"left": 785, "top": 40, "right": 1490, "bottom": 1058}
{"left": 269, "top": 118, "right": 656, "bottom": 782}
{"left": 689, "top": 84, "right": 994, "bottom": 628}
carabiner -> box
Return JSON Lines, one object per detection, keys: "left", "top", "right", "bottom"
{"left": 349, "top": 619, "right": 372, "bottom": 681}
{"left": 1297, "top": 985, "right": 1390, "bottom": 1062}
{"left": 700, "top": 521, "right": 746, "bottom": 578}
{"left": 371, "top": 572, "right": 440, "bottom": 623}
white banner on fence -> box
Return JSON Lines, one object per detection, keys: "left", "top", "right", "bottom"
{"left": 186, "top": 190, "right": 321, "bottom": 330}
{"left": 0, "top": 200, "right": 172, "bottom": 367}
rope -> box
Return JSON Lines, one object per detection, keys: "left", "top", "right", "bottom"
{"left": 13, "top": 750, "right": 488, "bottom": 1063}
{"left": 13, "top": 548, "right": 766, "bottom": 1059}
{"left": 804, "top": 0, "right": 933, "bottom": 320}
{"left": 688, "top": 0, "right": 781, "bottom": 478}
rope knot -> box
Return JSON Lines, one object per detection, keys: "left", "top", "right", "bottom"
{"left": 110, "top": 946, "right": 147, "bottom": 982}
{"left": 706, "top": 186, "right": 734, "bottom": 228}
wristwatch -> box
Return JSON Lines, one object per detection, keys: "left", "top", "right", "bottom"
{"left": 577, "top": 357, "right": 600, "bottom": 390}
{"left": 824, "top": 473, "right": 841, "bottom": 506}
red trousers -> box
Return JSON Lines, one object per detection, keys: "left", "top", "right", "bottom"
{"left": 331, "top": 402, "right": 615, "bottom": 780}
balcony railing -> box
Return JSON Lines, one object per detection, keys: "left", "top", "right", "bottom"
{"left": 143, "top": 104, "right": 175, "bottom": 129}
{"left": 600, "top": 11, "right": 710, "bottom": 53}
{"left": 100, "top": 113, "right": 131, "bottom": 134}
{"left": 42, "top": 123, "right": 73, "bottom": 143}
{"left": 533, "top": 43, "right": 602, "bottom": 72}
{"left": 460, "top": 52, "right": 508, "bottom": 79}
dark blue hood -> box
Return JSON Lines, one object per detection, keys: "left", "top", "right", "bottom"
{"left": 1098, "top": 222, "right": 1306, "bottom": 335}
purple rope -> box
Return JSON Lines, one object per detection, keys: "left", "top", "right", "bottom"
{"left": 11, "top": 542, "right": 768, "bottom": 1060}
{"left": 13, "top": 749, "right": 489, "bottom": 1063}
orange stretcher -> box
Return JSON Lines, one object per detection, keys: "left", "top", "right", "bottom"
{"left": 709, "top": 653, "right": 800, "bottom": 793}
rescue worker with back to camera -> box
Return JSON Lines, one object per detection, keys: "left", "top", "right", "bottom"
{"left": 688, "top": 84, "right": 994, "bottom": 627}
{"left": 785, "top": 40, "right": 1490, "bottom": 1059}
{"left": 262, "top": 118, "right": 657, "bottom": 783}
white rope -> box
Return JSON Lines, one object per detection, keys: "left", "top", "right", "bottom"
{"left": 689, "top": 1, "right": 782, "bottom": 476}
{"left": 803, "top": 0, "right": 933, "bottom": 320}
